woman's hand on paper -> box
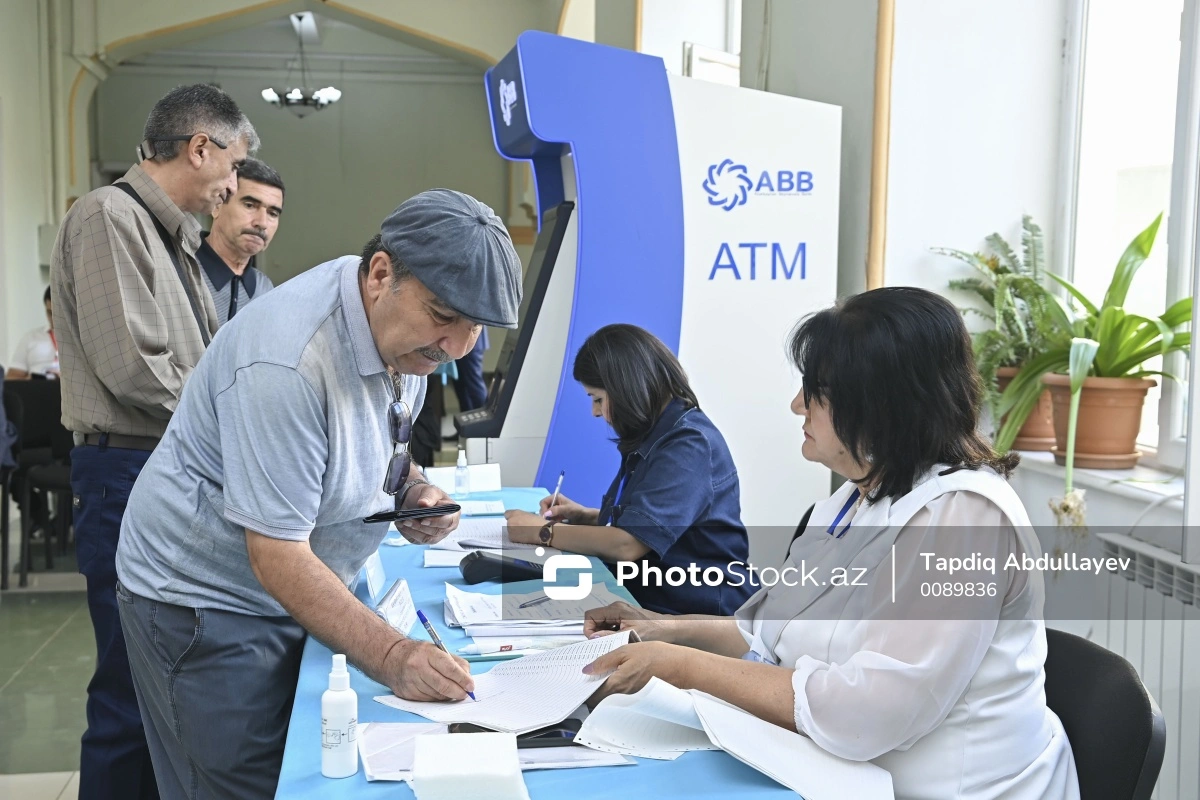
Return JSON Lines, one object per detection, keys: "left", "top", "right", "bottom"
{"left": 384, "top": 639, "right": 475, "bottom": 702}
{"left": 397, "top": 483, "right": 460, "bottom": 545}
{"left": 584, "top": 601, "right": 671, "bottom": 642}
{"left": 503, "top": 510, "right": 546, "bottom": 544}
{"left": 538, "top": 493, "right": 590, "bottom": 524}
{"left": 583, "top": 642, "right": 692, "bottom": 702}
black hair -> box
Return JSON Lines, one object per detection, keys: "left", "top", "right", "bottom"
{"left": 236, "top": 158, "right": 285, "bottom": 199}
{"left": 788, "top": 286, "right": 1018, "bottom": 501}
{"left": 572, "top": 324, "right": 700, "bottom": 454}
{"left": 43, "top": 286, "right": 51, "bottom": 304}
{"left": 359, "top": 233, "right": 412, "bottom": 286}
{"left": 142, "top": 83, "right": 259, "bottom": 161}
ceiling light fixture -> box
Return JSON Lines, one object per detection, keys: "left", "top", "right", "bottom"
{"left": 261, "top": 13, "right": 341, "bottom": 118}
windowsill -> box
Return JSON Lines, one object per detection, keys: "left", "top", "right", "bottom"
{"left": 1014, "top": 450, "right": 1185, "bottom": 503}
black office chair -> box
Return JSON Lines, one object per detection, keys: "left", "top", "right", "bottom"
{"left": 22, "top": 424, "right": 74, "bottom": 584}
{"left": 1044, "top": 628, "right": 1166, "bottom": 800}
{"left": 4, "top": 381, "right": 66, "bottom": 586}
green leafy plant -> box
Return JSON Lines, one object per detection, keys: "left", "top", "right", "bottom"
{"left": 995, "top": 214, "right": 1191, "bottom": 523}
{"left": 937, "top": 216, "right": 1059, "bottom": 421}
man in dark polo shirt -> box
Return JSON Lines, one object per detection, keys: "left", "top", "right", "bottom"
{"left": 198, "top": 158, "right": 283, "bottom": 326}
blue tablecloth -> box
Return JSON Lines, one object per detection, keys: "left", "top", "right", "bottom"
{"left": 274, "top": 488, "right": 793, "bottom": 798}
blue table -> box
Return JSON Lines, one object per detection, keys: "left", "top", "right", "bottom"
{"left": 275, "top": 489, "right": 792, "bottom": 798}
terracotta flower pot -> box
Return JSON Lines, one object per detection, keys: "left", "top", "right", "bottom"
{"left": 1042, "top": 373, "right": 1156, "bottom": 469}
{"left": 995, "top": 366, "right": 1055, "bottom": 451}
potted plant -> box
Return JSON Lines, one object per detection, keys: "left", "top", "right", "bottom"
{"left": 995, "top": 214, "right": 1191, "bottom": 525}
{"left": 937, "top": 216, "right": 1057, "bottom": 448}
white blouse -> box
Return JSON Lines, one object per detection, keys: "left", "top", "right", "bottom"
{"left": 736, "top": 468, "right": 1080, "bottom": 800}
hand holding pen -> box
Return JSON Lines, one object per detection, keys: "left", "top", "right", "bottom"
{"left": 415, "top": 609, "right": 477, "bottom": 701}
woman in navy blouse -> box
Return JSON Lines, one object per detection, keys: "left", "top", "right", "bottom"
{"left": 506, "top": 324, "right": 752, "bottom": 615}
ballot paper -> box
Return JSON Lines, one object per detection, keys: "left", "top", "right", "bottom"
{"left": 374, "top": 631, "right": 633, "bottom": 734}
{"left": 374, "top": 579, "right": 417, "bottom": 636}
{"left": 358, "top": 723, "right": 633, "bottom": 781}
{"left": 443, "top": 582, "right": 624, "bottom": 638}
{"left": 576, "top": 678, "right": 895, "bottom": 800}
{"left": 460, "top": 500, "right": 506, "bottom": 516}
{"left": 428, "top": 517, "right": 551, "bottom": 552}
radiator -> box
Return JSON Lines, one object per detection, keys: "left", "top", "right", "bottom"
{"left": 1095, "top": 533, "right": 1200, "bottom": 800}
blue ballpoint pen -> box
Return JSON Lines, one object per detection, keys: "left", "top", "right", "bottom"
{"left": 545, "top": 470, "right": 566, "bottom": 519}
{"left": 416, "top": 609, "right": 477, "bottom": 701}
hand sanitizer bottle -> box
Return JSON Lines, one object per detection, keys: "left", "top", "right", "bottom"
{"left": 455, "top": 447, "right": 471, "bottom": 497}
{"left": 321, "top": 654, "right": 358, "bottom": 778}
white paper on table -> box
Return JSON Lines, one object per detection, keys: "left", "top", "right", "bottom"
{"left": 375, "top": 579, "right": 417, "bottom": 636}
{"left": 425, "top": 463, "right": 503, "bottom": 495}
{"left": 460, "top": 500, "right": 506, "bottom": 516}
{"left": 374, "top": 632, "right": 632, "bottom": 734}
{"left": 358, "top": 722, "right": 447, "bottom": 781}
{"left": 465, "top": 623, "right": 585, "bottom": 637}
{"left": 429, "top": 518, "right": 540, "bottom": 552}
{"left": 358, "top": 723, "right": 632, "bottom": 780}
{"left": 444, "top": 583, "right": 624, "bottom": 627}
{"left": 382, "top": 536, "right": 411, "bottom": 547}
{"left": 364, "top": 551, "right": 386, "bottom": 602}
{"left": 573, "top": 677, "right": 717, "bottom": 760}
{"left": 424, "top": 550, "right": 470, "bottom": 568}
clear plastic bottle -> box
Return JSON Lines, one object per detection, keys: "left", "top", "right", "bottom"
{"left": 455, "top": 448, "right": 471, "bottom": 497}
{"left": 321, "top": 654, "right": 358, "bottom": 778}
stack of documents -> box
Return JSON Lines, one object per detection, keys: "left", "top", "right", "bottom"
{"left": 576, "top": 678, "right": 895, "bottom": 799}
{"left": 459, "top": 499, "right": 506, "bottom": 516}
{"left": 375, "top": 631, "right": 634, "bottom": 734}
{"left": 443, "top": 583, "right": 625, "bottom": 637}
{"left": 357, "top": 723, "right": 633, "bottom": 782}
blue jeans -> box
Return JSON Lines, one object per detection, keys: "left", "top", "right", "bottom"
{"left": 72, "top": 443, "right": 158, "bottom": 800}
{"left": 117, "top": 583, "right": 306, "bottom": 800}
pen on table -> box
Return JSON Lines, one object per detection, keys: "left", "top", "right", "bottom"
{"left": 415, "top": 609, "right": 477, "bottom": 702}
{"left": 545, "top": 470, "right": 566, "bottom": 519}
{"left": 458, "top": 638, "right": 535, "bottom": 655}
{"left": 518, "top": 594, "right": 552, "bottom": 609}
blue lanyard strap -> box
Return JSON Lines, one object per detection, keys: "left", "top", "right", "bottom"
{"left": 826, "top": 488, "right": 861, "bottom": 539}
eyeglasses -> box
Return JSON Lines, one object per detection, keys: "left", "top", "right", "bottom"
{"left": 382, "top": 400, "right": 413, "bottom": 498}
{"left": 137, "top": 133, "right": 229, "bottom": 161}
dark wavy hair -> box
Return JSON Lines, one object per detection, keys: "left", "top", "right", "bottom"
{"left": 789, "top": 287, "right": 1017, "bottom": 501}
{"left": 573, "top": 324, "right": 699, "bottom": 454}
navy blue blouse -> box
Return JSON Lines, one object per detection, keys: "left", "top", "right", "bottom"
{"left": 599, "top": 399, "right": 753, "bottom": 615}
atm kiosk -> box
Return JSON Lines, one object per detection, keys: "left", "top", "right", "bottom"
{"left": 459, "top": 32, "right": 842, "bottom": 566}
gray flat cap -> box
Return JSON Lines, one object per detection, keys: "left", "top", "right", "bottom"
{"left": 382, "top": 189, "right": 523, "bottom": 328}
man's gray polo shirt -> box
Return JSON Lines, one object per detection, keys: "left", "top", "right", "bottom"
{"left": 116, "top": 256, "right": 426, "bottom": 616}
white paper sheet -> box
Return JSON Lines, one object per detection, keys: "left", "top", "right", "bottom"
{"left": 460, "top": 500, "right": 506, "bottom": 516}
{"left": 424, "top": 550, "right": 470, "bottom": 568}
{"left": 373, "top": 632, "right": 632, "bottom": 734}
{"left": 444, "top": 583, "right": 624, "bottom": 627}
{"left": 375, "top": 579, "right": 417, "bottom": 636}
{"left": 576, "top": 678, "right": 895, "bottom": 799}
{"left": 358, "top": 723, "right": 633, "bottom": 781}
{"left": 364, "top": 551, "right": 386, "bottom": 602}
{"left": 430, "top": 517, "right": 543, "bottom": 552}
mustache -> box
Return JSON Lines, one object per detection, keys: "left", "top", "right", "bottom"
{"left": 416, "top": 347, "right": 452, "bottom": 363}
{"left": 240, "top": 228, "right": 267, "bottom": 242}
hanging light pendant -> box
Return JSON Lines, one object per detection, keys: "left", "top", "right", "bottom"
{"left": 261, "top": 13, "right": 341, "bottom": 118}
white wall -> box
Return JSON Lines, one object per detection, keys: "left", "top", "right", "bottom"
{"left": 0, "top": 1, "right": 53, "bottom": 368}
{"left": 93, "top": 20, "right": 507, "bottom": 284}
{"left": 641, "top": 0, "right": 736, "bottom": 73}
{"left": 884, "top": 0, "right": 1067, "bottom": 291}
{"left": 741, "top": 0, "right": 878, "bottom": 298}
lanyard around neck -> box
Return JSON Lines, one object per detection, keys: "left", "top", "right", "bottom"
{"left": 826, "top": 487, "right": 861, "bottom": 539}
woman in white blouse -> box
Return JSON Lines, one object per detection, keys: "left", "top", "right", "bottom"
{"left": 583, "top": 287, "right": 1080, "bottom": 800}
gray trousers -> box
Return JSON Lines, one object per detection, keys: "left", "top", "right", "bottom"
{"left": 116, "top": 581, "right": 306, "bottom": 800}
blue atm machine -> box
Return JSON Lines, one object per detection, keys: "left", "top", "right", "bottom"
{"left": 458, "top": 32, "right": 842, "bottom": 567}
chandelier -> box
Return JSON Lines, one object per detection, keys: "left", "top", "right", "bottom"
{"left": 261, "top": 13, "right": 342, "bottom": 118}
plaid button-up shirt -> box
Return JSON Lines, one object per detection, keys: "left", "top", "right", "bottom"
{"left": 50, "top": 163, "right": 218, "bottom": 438}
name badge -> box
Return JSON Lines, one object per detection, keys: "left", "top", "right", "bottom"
{"left": 375, "top": 579, "right": 417, "bottom": 635}
{"left": 364, "top": 551, "right": 387, "bottom": 603}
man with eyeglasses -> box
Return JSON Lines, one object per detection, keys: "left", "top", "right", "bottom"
{"left": 49, "top": 83, "right": 257, "bottom": 800}
{"left": 113, "top": 189, "right": 522, "bottom": 799}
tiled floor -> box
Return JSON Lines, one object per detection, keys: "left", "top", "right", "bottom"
{"left": 0, "top": 771, "right": 79, "bottom": 800}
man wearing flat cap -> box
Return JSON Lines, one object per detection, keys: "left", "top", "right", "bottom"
{"left": 113, "top": 189, "right": 522, "bottom": 799}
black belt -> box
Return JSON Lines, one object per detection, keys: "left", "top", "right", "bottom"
{"left": 73, "top": 432, "right": 160, "bottom": 451}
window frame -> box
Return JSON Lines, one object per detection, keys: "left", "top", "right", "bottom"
{"left": 1059, "top": 0, "right": 1198, "bottom": 474}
